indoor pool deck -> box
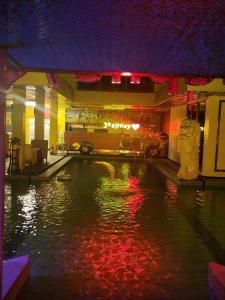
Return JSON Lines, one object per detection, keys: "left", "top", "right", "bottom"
{"left": 150, "top": 158, "right": 225, "bottom": 189}
{"left": 5, "top": 154, "right": 74, "bottom": 181}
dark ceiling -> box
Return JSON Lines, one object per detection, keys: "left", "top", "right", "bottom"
{"left": 1, "top": 0, "right": 225, "bottom": 76}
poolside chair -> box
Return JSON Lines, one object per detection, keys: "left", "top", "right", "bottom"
{"left": 31, "top": 139, "right": 48, "bottom": 163}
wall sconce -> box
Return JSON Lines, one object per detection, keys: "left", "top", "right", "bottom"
{"left": 130, "top": 74, "right": 140, "bottom": 84}
{"left": 112, "top": 75, "right": 121, "bottom": 84}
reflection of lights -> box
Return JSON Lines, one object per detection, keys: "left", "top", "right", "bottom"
{"left": 128, "top": 177, "right": 143, "bottom": 214}
{"left": 196, "top": 190, "right": 205, "bottom": 206}
{"left": 61, "top": 166, "right": 171, "bottom": 297}
{"left": 62, "top": 228, "right": 171, "bottom": 298}
{"left": 128, "top": 192, "right": 144, "bottom": 214}
{"left": 18, "top": 190, "right": 37, "bottom": 221}
{"left": 82, "top": 232, "right": 159, "bottom": 278}
{"left": 166, "top": 180, "right": 177, "bottom": 195}
{"left": 17, "top": 187, "right": 38, "bottom": 236}
{"left": 121, "top": 163, "right": 130, "bottom": 178}
{"left": 95, "top": 161, "right": 115, "bottom": 178}
{"left": 165, "top": 179, "right": 177, "bottom": 204}
{"left": 128, "top": 177, "right": 139, "bottom": 190}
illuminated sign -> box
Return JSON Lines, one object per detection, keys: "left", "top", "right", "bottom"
{"left": 104, "top": 122, "right": 140, "bottom": 131}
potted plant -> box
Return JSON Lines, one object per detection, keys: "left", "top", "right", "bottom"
{"left": 9, "top": 137, "right": 21, "bottom": 149}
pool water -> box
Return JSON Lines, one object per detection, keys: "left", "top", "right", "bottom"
{"left": 4, "top": 159, "right": 225, "bottom": 299}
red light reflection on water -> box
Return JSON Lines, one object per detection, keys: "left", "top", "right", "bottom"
{"left": 165, "top": 179, "right": 177, "bottom": 203}
{"left": 128, "top": 177, "right": 139, "bottom": 190}
{"left": 64, "top": 229, "right": 164, "bottom": 298}
{"left": 63, "top": 175, "right": 173, "bottom": 298}
{"left": 128, "top": 192, "right": 144, "bottom": 214}
{"left": 82, "top": 231, "right": 159, "bottom": 281}
{"left": 127, "top": 177, "right": 144, "bottom": 214}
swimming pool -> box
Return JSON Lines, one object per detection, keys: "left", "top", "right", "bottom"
{"left": 4, "top": 159, "right": 225, "bottom": 299}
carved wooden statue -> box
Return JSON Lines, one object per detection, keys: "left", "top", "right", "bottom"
{"left": 177, "top": 119, "right": 201, "bottom": 180}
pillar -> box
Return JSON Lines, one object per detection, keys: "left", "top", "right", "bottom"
{"left": 34, "top": 86, "right": 45, "bottom": 140}
{"left": 50, "top": 90, "right": 58, "bottom": 154}
{"left": 202, "top": 96, "right": 225, "bottom": 177}
{"left": 57, "top": 95, "right": 65, "bottom": 144}
{"left": 0, "top": 50, "right": 6, "bottom": 296}
{"left": 12, "top": 86, "right": 26, "bottom": 170}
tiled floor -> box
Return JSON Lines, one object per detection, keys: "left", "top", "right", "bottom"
{"left": 5, "top": 151, "right": 66, "bottom": 176}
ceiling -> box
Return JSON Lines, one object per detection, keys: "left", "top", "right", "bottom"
{"left": 1, "top": 1, "right": 225, "bottom": 76}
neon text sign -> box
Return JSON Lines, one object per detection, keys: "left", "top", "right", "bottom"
{"left": 104, "top": 122, "right": 140, "bottom": 131}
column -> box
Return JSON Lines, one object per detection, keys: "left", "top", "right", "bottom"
{"left": 57, "top": 95, "right": 65, "bottom": 144}
{"left": 0, "top": 50, "right": 6, "bottom": 296}
{"left": 50, "top": 90, "right": 58, "bottom": 154}
{"left": 202, "top": 96, "right": 225, "bottom": 177}
{"left": 12, "top": 86, "right": 26, "bottom": 170}
{"left": 34, "top": 86, "right": 45, "bottom": 140}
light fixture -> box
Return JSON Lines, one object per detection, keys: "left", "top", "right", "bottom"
{"left": 121, "top": 72, "right": 132, "bottom": 77}
{"left": 25, "top": 101, "right": 36, "bottom": 107}
{"left": 112, "top": 74, "right": 121, "bottom": 84}
{"left": 200, "top": 126, "right": 204, "bottom": 131}
{"left": 130, "top": 74, "right": 140, "bottom": 84}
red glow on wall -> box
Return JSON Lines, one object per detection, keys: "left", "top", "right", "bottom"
{"left": 170, "top": 121, "right": 180, "bottom": 134}
{"left": 130, "top": 74, "right": 140, "bottom": 84}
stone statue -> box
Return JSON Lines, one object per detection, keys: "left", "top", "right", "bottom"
{"left": 177, "top": 119, "right": 201, "bottom": 180}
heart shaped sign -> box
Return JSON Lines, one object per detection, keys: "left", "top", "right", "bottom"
{"left": 132, "top": 124, "right": 140, "bottom": 131}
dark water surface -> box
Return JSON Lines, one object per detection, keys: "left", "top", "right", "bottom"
{"left": 4, "top": 160, "right": 225, "bottom": 299}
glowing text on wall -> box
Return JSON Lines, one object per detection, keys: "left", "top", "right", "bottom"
{"left": 104, "top": 122, "right": 140, "bottom": 130}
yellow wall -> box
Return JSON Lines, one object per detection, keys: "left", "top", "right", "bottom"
{"left": 15, "top": 72, "right": 49, "bottom": 86}
{"left": 25, "top": 107, "right": 34, "bottom": 143}
{"left": 49, "top": 92, "right": 58, "bottom": 153}
{"left": 202, "top": 96, "right": 225, "bottom": 177}
{"left": 14, "top": 72, "right": 74, "bottom": 101}
{"left": 168, "top": 105, "right": 187, "bottom": 163}
{"left": 57, "top": 94, "right": 66, "bottom": 143}
{"left": 187, "top": 79, "right": 225, "bottom": 92}
{"left": 167, "top": 78, "right": 225, "bottom": 167}
{"left": 74, "top": 90, "right": 156, "bottom": 106}
{"left": 155, "top": 78, "right": 187, "bottom": 104}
